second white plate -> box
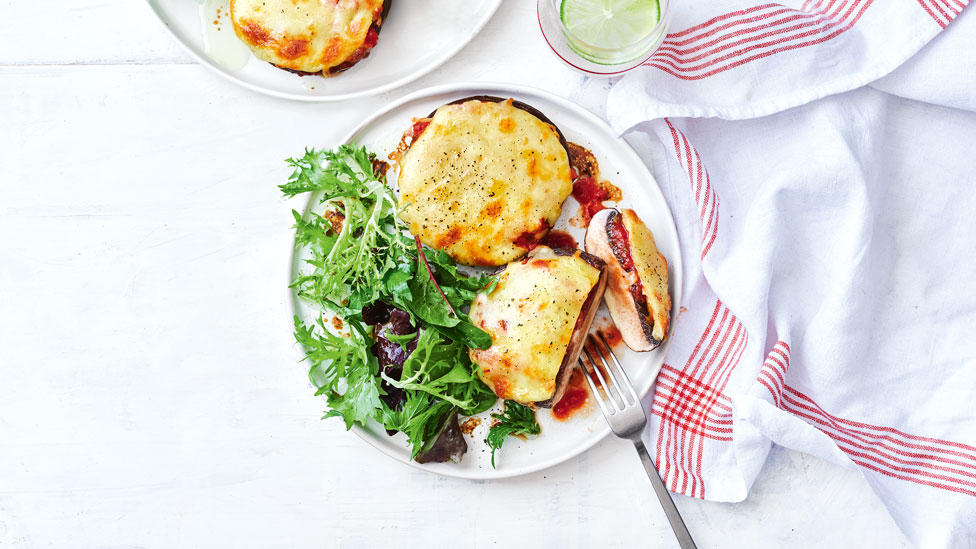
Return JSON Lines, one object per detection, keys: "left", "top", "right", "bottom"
{"left": 147, "top": 0, "right": 503, "bottom": 101}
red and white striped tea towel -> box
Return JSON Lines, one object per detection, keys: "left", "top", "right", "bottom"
{"left": 603, "top": 2, "right": 976, "bottom": 546}
{"left": 609, "top": 0, "right": 970, "bottom": 124}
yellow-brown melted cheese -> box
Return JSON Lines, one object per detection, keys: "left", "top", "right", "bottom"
{"left": 397, "top": 99, "right": 573, "bottom": 267}
{"left": 469, "top": 247, "right": 601, "bottom": 403}
{"left": 621, "top": 210, "right": 671, "bottom": 342}
{"left": 230, "top": 0, "right": 383, "bottom": 74}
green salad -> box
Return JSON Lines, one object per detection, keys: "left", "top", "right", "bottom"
{"left": 284, "top": 145, "right": 539, "bottom": 466}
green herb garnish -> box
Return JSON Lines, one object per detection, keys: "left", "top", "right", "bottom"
{"left": 486, "top": 401, "right": 542, "bottom": 467}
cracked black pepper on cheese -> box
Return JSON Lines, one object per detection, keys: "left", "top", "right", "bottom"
{"left": 230, "top": 0, "right": 385, "bottom": 76}
{"left": 396, "top": 98, "right": 573, "bottom": 267}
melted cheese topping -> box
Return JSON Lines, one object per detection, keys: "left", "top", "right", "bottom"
{"left": 397, "top": 99, "right": 573, "bottom": 267}
{"left": 469, "top": 247, "right": 601, "bottom": 403}
{"left": 621, "top": 209, "right": 671, "bottom": 341}
{"left": 230, "top": 0, "right": 383, "bottom": 74}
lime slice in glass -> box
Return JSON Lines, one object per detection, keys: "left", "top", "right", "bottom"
{"left": 560, "top": 0, "right": 661, "bottom": 50}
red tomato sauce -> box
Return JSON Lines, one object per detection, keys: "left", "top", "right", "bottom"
{"left": 606, "top": 214, "right": 635, "bottom": 271}
{"left": 606, "top": 213, "right": 649, "bottom": 308}
{"left": 552, "top": 368, "right": 589, "bottom": 421}
{"left": 412, "top": 119, "right": 431, "bottom": 139}
{"left": 364, "top": 27, "right": 379, "bottom": 49}
{"left": 600, "top": 323, "right": 624, "bottom": 349}
{"left": 572, "top": 176, "right": 610, "bottom": 224}
{"left": 513, "top": 219, "right": 551, "bottom": 250}
{"left": 541, "top": 229, "right": 578, "bottom": 249}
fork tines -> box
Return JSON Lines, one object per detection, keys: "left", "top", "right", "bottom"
{"left": 578, "top": 331, "right": 641, "bottom": 415}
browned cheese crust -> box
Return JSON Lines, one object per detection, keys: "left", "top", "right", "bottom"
{"left": 230, "top": 0, "right": 386, "bottom": 76}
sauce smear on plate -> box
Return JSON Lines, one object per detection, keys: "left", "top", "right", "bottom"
{"left": 572, "top": 176, "right": 610, "bottom": 224}
{"left": 552, "top": 368, "right": 589, "bottom": 420}
{"left": 567, "top": 142, "right": 622, "bottom": 225}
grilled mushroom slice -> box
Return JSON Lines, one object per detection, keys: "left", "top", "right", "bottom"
{"left": 469, "top": 246, "right": 607, "bottom": 407}
{"left": 585, "top": 208, "right": 671, "bottom": 352}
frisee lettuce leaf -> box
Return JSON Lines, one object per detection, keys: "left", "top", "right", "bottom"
{"left": 286, "top": 144, "right": 492, "bottom": 348}
{"left": 285, "top": 146, "right": 413, "bottom": 315}
{"left": 294, "top": 316, "right": 382, "bottom": 429}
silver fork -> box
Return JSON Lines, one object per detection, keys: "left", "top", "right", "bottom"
{"left": 580, "top": 331, "right": 698, "bottom": 549}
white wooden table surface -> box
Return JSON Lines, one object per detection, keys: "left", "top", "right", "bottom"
{"left": 0, "top": 2, "right": 911, "bottom": 547}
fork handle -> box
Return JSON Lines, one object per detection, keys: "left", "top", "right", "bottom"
{"left": 635, "top": 440, "right": 699, "bottom": 549}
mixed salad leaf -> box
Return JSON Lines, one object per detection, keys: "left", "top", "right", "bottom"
{"left": 285, "top": 145, "right": 537, "bottom": 465}
{"left": 486, "top": 401, "right": 543, "bottom": 467}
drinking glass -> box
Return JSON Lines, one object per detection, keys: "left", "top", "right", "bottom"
{"left": 537, "top": 0, "right": 672, "bottom": 76}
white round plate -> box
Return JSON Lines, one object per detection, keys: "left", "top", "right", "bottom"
{"left": 290, "top": 83, "right": 683, "bottom": 478}
{"left": 146, "top": 0, "right": 502, "bottom": 101}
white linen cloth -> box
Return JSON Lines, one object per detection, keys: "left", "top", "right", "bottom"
{"left": 604, "top": 1, "right": 976, "bottom": 546}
